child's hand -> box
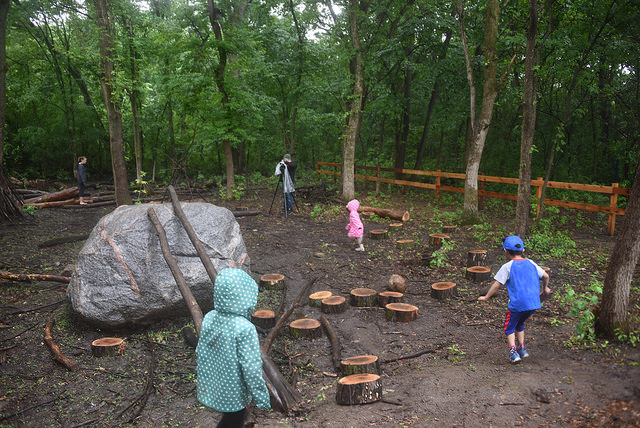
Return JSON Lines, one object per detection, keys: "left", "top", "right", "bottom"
{"left": 477, "top": 295, "right": 488, "bottom": 302}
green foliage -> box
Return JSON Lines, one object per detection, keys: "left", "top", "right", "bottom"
{"left": 310, "top": 203, "right": 342, "bottom": 221}
{"left": 526, "top": 218, "right": 577, "bottom": 259}
{"left": 430, "top": 239, "right": 454, "bottom": 268}
{"left": 21, "top": 204, "right": 37, "bottom": 215}
{"left": 558, "top": 278, "right": 602, "bottom": 346}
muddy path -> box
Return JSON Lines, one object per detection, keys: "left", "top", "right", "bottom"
{"left": 1, "top": 184, "right": 639, "bottom": 427}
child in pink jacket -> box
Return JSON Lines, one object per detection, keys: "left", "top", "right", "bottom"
{"left": 346, "top": 199, "right": 365, "bottom": 251}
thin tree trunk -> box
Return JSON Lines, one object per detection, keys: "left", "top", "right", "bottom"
{"left": 94, "top": 0, "right": 132, "bottom": 206}
{"left": 0, "top": 0, "right": 8, "bottom": 166}
{"left": 126, "top": 18, "right": 143, "bottom": 182}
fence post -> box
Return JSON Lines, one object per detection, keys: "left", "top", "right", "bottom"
{"left": 608, "top": 183, "right": 619, "bottom": 236}
{"left": 376, "top": 164, "right": 381, "bottom": 195}
{"left": 333, "top": 165, "right": 337, "bottom": 184}
{"left": 435, "top": 169, "right": 441, "bottom": 201}
{"left": 535, "top": 177, "right": 543, "bottom": 218}
{"left": 478, "top": 175, "right": 485, "bottom": 210}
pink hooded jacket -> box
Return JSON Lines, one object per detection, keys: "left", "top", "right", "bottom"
{"left": 345, "top": 199, "right": 364, "bottom": 238}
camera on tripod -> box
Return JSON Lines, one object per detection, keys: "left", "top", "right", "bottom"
{"left": 278, "top": 160, "right": 286, "bottom": 173}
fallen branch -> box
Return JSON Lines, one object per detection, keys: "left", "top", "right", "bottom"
{"left": 38, "top": 235, "right": 89, "bottom": 248}
{"left": 0, "top": 322, "right": 40, "bottom": 342}
{"left": 44, "top": 320, "right": 79, "bottom": 371}
{"left": 264, "top": 276, "right": 318, "bottom": 354}
{"left": 4, "top": 299, "right": 65, "bottom": 316}
{"left": 118, "top": 345, "right": 155, "bottom": 423}
{"left": 382, "top": 348, "right": 436, "bottom": 364}
{"left": 231, "top": 210, "right": 262, "bottom": 217}
{"left": 23, "top": 187, "right": 79, "bottom": 204}
{"left": 359, "top": 206, "right": 410, "bottom": 222}
{"left": 0, "top": 396, "right": 58, "bottom": 422}
{"left": 0, "top": 270, "right": 70, "bottom": 283}
{"left": 319, "top": 316, "right": 341, "bottom": 371}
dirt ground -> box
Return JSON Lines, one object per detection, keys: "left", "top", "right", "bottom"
{"left": 1, "top": 182, "right": 639, "bottom": 427}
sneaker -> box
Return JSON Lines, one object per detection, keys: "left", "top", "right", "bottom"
{"left": 355, "top": 247, "right": 365, "bottom": 252}
{"left": 509, "top": 348, "right": 521, "bottom": 364}
{"left": 517, "top": 345, "right": 529, "bottom": 359}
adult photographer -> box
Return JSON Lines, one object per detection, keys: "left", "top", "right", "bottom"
{"left": 274, "top": 154, "right": 296, "bottom": 213}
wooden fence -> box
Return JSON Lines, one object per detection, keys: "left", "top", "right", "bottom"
{"left": 317, "top": 161, "right": 632, "bottom": 236}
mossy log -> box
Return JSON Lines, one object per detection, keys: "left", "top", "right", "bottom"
{"left": 384, "top": 303, "right": 418, "bottom": 322}
{"left": 378, "top": 291, "right": 404, "bottom": 307}
{"left": 260, "top": 273, "right": 285, "bottom": 290}
{"left": 289, "top": 318, "right": 322, "bottom": 339}
{"left": 340, "top": 355, "right": 380, "bottom": 376}
{"left": 467, "top": 250, "right": 487, "bottom": 267}
{"left": 336, "top": 374, "right": 382, "bottom": 405}
{"left": 369, "top": 229, "right": 388, "bottom": 240}
{"left": 430, "top": 282, "right": 458, "bottom": 300}
{"left": 251, "top": 309, "right": 276, "bottom": 330}
{"left": 308, "top": 291, "right": 333, "bottom": 307}
{"left": 349, "top": 288, "right": 378, "bottom": 307}
{"left": 321, "top": 296, "right": 347, "bottom": 314}
{"left": 466, "top": 266, "right": 491, "bottom": 282}
{"left": 91, "top": 337, "right": 125, "bottom": 357}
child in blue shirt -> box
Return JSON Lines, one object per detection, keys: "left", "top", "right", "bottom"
{"left": 478, "top": 235, "right": 551, "bottom": 363}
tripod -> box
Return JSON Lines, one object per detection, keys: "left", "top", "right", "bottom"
{"left": 269, "top": 173, "right": 297, "bottom": 217}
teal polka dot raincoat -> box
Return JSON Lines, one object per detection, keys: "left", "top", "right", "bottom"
{"left": 196, "top": 268, "right": 271, "bottom": 412}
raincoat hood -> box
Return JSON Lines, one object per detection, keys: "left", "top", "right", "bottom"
{"left": 213, "top": 268, "right": 258, "bottom": 320}
{"left": 347, "top": 199, "right": 360, "bottom": 212}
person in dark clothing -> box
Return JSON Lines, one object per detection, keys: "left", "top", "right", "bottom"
{"left": 274, "top": 154, "right": 296, "bottom": 213}
{"left": 77, "top": 156, "right": 88, "bottom": 205}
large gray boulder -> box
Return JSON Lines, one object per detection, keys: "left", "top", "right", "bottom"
{"left": 67, "top": 202, "right": 250, "bottom": 327}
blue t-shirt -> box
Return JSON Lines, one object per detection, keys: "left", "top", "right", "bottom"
{"left": 494, "top": 259, "right": 545, "bottom": 312}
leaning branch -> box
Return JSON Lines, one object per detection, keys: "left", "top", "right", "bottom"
{"left": 0, "top": 270, "right": 70, "bottom": 284}
{"left": 43, "top": 320, "right": 79, "bottom": 371}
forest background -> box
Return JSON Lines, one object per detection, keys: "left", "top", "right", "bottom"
{"left": 0, "top": 1, "right": 639, "bottom": 339}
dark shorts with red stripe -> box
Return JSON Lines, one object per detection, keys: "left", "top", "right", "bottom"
{"left": 503, "top": 309, "right": 535, "bottom": 335}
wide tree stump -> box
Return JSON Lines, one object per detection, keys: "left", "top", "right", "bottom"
{"left": 91, "top": 337, "right": 125, "bottom": 357}
{"left": 429, "top": 233, "right": 450, "bottom": 248}
{"left": 442, "top": 225, "right": 457, "bottom": 234}
{"left": 430, "top": 282, "right": 458, "bottom": 300}
{"left": 396, "top": 239, "right": 414, "bottom": 248}
{"left": 260, "top": 273, "right": 285, "bottom": 290}
{"left": 349, "top": 288, "right": 378, "bottom": 307}
{"left": 378, "top": 291, "right": 404, "bottom": 307}
{"left": 251, "top": 309, "right": 276, "bottom": 329}
{"left": 387, "top": 274, "right": 407, "bottom": 293}
{"left": 466, "top": 266, "right": 491, "bottom": 282}
{"left": 336, "top": 373, "right": 382, "bottom": 405}
{"left": 289, "top": 318, "right": 322, "bottom": 339}
{"left": 340, "top": 355, "right": 381, "bottom": 376}
{"left": 321, "top": 296, "right": 347, "bottom": 314}
{"left": 309, "top": 291, "right": 333, "bottom": 307}
{"left": 369, "top": 229, "right": 388, "bottom": 240}
{"left": 467, "top": 250, "right": 487, "bottom": 267}
{"left": 388, "top": 222, "right": 403, "bottom": 232}
{"left": 385, "top": 303, "right": 418, "bottom": 322}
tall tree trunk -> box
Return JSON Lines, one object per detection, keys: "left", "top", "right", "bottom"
{"left": 0, "top": 0, "right": 8, "bottom": 167}
{"left": 459, "top": 0, "right": 501, "bottom": 222}
{"left": 595, "top": 160, "right": 640, "bottom": 339}
{"left": 394, "top": 40, "right": 413, "bottom": 179}
{"left": 94, "top": 0, "right": 132, "bottom": 206}
{"left": 125, "top": 18, "right": 143, "bottom": 182}
{"left": 515, "top": 0, "right": 539, "bottom": 237}
{"left": 341, "top": 0, "right": 364, "bottom": 201}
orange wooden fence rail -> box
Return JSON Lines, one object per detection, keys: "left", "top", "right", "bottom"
{"left": 317, "top": 161, "right": 632, "bottom": 236}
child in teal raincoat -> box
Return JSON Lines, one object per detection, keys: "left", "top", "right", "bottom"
{"left": 196, "top": 268, "right": 271, "bottom": 427}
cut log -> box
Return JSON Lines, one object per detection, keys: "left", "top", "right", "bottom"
{"left": 442, "top": 225, "right": 457, "bottom": 234}
{"left": 467, "top": 250, "right": 487, "bottom": 267}
{"left": 340, "top": 355, "right": 380, "bottom": 376}
{"left": 387, "top": 274, "right": 407, "bottom": 293}
{"left": 388, "top": 222, "right": 403, "bottom": 231}
{"left": 349, "top": 288, "right": 378, "bottom": 307}
{"left": 430, "top": 282, "right": 458, "bottom": 300}
{"left": 231, "top": 210, "right": 262, "bottom": 217}
{"left": 289, "top": 318, "right": 322, "bottom": 339}
{"left": 369, "top": 229, "right": 388, "bottom": 240}
{"left": 91, "top": 337, "right": 126, "bottom": 357}
{"left": 44, "top": 321, "right": 79, "bottom": 371}
{"left": 429, "top": 233, "right": 450, "bottom": 248}
{"left": 309, "top": 291, "right": 333, "bottom": 307}
{"left": 321, "top": 296, "right": 347, "bottom": 314}
{"left": 466, "top": 266, "right": 491, "bottom": 282}
{"left": 396, "top": 239, "right": 414, "bottom": 248}
{"left": 359, "top": 206, "right": 410, "bottom": 222}
{"left": 378, "top": 291, "right": 404, "bottom": 307}
{"left": 251, "top": 310, "right": 276, "bottom": 330}
{"left": 25, "top": 198, "right": 80, "bottom": 208}
{"left": 336, "top": 373, "right": 382, "bottom": 405}
{"left": 385, "top": 303, "right": 418, "bottom": 322}
{"left": 23, "top": 187, "right": 79, "bottom": 204}
{"left": 260, "top": 273, "right": 285, "bottom": 290}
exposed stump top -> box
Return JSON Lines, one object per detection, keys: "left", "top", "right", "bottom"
{"left": 385, "top": 302, "right": 418, "bottom": 312}
{"left": 322, "top": 295, "right": 346, "bottom": 305}
{"left": 350, "top": 287, "right": 377, "bottom": 297}
{"left": 290, "top": 318, "right": 321, "bottom": 329}
{"left": 337, "top": 373, "right": 381, "bottom": 385}
{"left": 252, "top": 309, "right": 275, "bottom": 318}
{"left": 341, "top": 355, "right": 378, "bottom": 366}
{"left": 466, "top": 266, "right": 491, "bottom": 274}
{"left": 92, "top": 337, "right": 124, "bottom": 347}
{"left": 431, "top": 281, "right": 456, "bottom": 290}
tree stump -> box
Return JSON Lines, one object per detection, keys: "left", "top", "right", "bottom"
{"left": 336, "top": 373, "right": 382, "bottom": 405}
{"left": 442, "top": 225, "right": 457, "bottom": 234}
{"left": 467, "top": 250, "right": 487, "bottom": 267}
{"left": 340, "top": 355, "right": 381, "bottom": 376}
{"left": 429, "top": 233, "right": 450, "bottom": 248}
{"left": 430, "top": 282, "right": 458, "bottom": 300}
{"left": 309, "top": 291, "right": 333, "bottom": 307}
{"left": 378, "top": 291, "right": 404, "bottom": 307}
{"left": 321, "top": 296, "right": 347, "bottom": 314}
{"left": 384, "top": 303, "right": 418, "bottom": 322}
{"left": 251, "top": 309, "right": 276, "bottom": 329}
{"left": 388, "top": 222, "right": 403, "bottom": 232}
{"left": 466, "top": 266, "right": 491, "bottom": 282}
{"left": 260, "top": 273, "right": 285, "bottom": 290}
{"left": 349, "top": 288, "right": 378, "bottom": 307}
{"left": 91, "top": 337, "right": 125, "bottom": 357}
{"left": 396, "top": 239, "right": 414, "bottom": 248}
{"left": 236, "top": 206, "right": 249, "bottom": 211}
{"left": 369, "top": 229, "right": 388, "bottom": 240}
{"left": 289, "top": 318, "right": 322, "bottom": 339}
